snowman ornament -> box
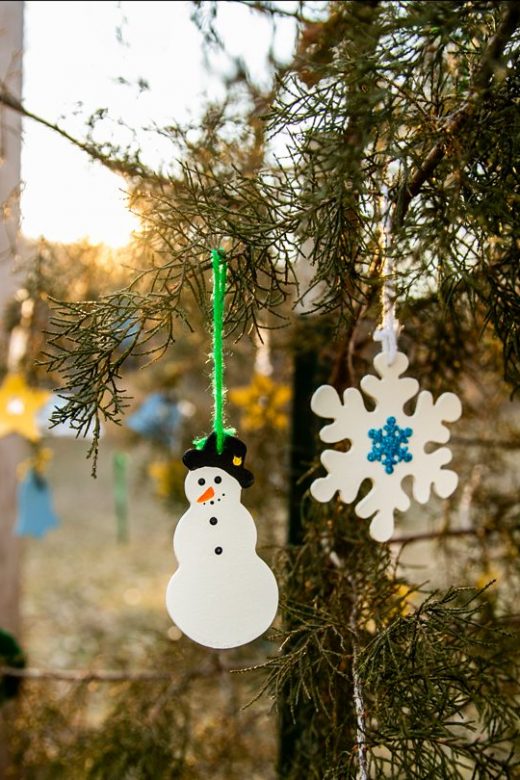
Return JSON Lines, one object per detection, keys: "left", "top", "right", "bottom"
{"left": 166, "top": 433, "right": 279, "bottom": 649}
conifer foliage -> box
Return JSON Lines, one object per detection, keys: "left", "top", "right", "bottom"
{"left": 19, "top": 1, "right": 520, "bottom": 777}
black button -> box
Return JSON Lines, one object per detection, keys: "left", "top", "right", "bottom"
{"left": 215, "top": 546, "right": 223, "bottom": 555}
{"left": 209, "top": 517, "right": 218, "bottom": 525}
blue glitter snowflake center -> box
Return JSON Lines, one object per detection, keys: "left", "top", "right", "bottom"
{"left": 367, "top": 416, "right": 413, "bottom": 475}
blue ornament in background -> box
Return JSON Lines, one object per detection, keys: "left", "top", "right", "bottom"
{"left": 15, "top": 468, "right": 60, "bottom": 538}
{"left": 126, "top": 393, "right": 182, "bottom": 447}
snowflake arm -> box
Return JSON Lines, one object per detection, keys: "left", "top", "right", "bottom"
{"left": 311, "top": 385, "right": 369, "bottom": 443}
{"left": 409, "top": 391, "right": 462, "bottom": 503}
{"left": 356, "top": 480, "right": 411, "bottom": 542}
{"left": 311, "top": 450, "right": 378, "bottom": 504}
{"left": 360, "top": 353, "right": 419, "bottom": 416}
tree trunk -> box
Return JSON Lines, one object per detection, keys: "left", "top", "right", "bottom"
{"left": 279, "top": 317, "right": 333, "bottom": 776}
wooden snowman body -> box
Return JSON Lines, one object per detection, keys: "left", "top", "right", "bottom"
{"left": 166, "top": 465, "right": 278, "bottom": 649}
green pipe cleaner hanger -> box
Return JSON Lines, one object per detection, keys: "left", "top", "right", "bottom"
{"left": 193, "top": 248, "right": 235, "bottom": 454}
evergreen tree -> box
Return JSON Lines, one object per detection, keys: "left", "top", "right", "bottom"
{"left": 4, "top": 1, "right": 520, "bottom": 777}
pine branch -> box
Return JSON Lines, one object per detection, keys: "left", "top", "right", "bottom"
{"left": 0, "top": 83, "right": 160, "bottom": 181}
{"left": 0, "top": 658, "right": 257, "bottom": 683}
{"left": 221, "top": 0, "right": 314, "bottom": 24}
{"left": 391, "top": 0, "right": 520, "bottom": 230}
{"left": 390, "top": 527, "right": 493, "bottom": 547}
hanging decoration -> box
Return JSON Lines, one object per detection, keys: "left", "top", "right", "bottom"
{"left": 310, "top": 219, "right": 462, "bottom": 542}
{"left": 113, "top": 451, "right": 129, "bottom": 543}
{"left": 15, "top": 448, "right": 60, "bottom": 538}
{"left": 229, "top": 373, "right": 291, "bottom": 433}
{"left": 310, "top": 352, "right": 462, "bottom": 541}
{"left": 165, "top": 249, "right": 279, "bottom": 649}
{"left": 126, "top": 392, "right": 182, "bottom": 447}
{"left": 1, "top": 289, "right": 59, "bottom": 539}
{"left": 229, "top": 327, "right": 291, "bottom": 433}
{"left": 148, "top": 458, "right": 186, "bottom": 503}
{"left": 0, "top": 290, "right": 51, "bottom": 442}
{"left": 0, "top": 373, "right": 50, "bottom": 442}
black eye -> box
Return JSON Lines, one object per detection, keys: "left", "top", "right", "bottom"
{"left": 198, "top": 478, "right": 205, "bottom": 486}
{"left": 215, "top": 476, "right": 222, "bottom": 484}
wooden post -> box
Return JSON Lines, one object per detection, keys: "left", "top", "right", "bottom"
{"left": 0, "top": 0, "right": 25, "bottom": 640}
{"left": 0, "top": 3, "right": 25, "bottom": 775}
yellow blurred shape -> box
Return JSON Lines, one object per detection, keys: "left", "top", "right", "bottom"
{"left": 228, "top": 373, "right": 291, "bottom": 432}
{"left": 0, "top": 373, "right": 51, "bottom": 441}
{"left": 475, "top": 569, "right": 500, "bottom": 590}
{"left": 148, "top": 459, "right": 186, "bottom": 501}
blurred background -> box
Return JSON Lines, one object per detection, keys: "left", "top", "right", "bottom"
{"left": 1, "top": 4, "right": 296, "bottom": 776}
{"left": 1, "top": 1, "right": 519, "bottom": 778}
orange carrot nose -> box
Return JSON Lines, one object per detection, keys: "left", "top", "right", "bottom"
{"left": 197, "top": 486, "right": 215, "bottom": 503}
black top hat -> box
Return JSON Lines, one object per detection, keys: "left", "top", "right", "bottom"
{"left": 183, "top": 432, "right": 254, "bottom": 488}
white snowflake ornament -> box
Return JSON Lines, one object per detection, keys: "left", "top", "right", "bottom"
{"left": 310, "top": 351, "right": 462, "bottom": 542}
